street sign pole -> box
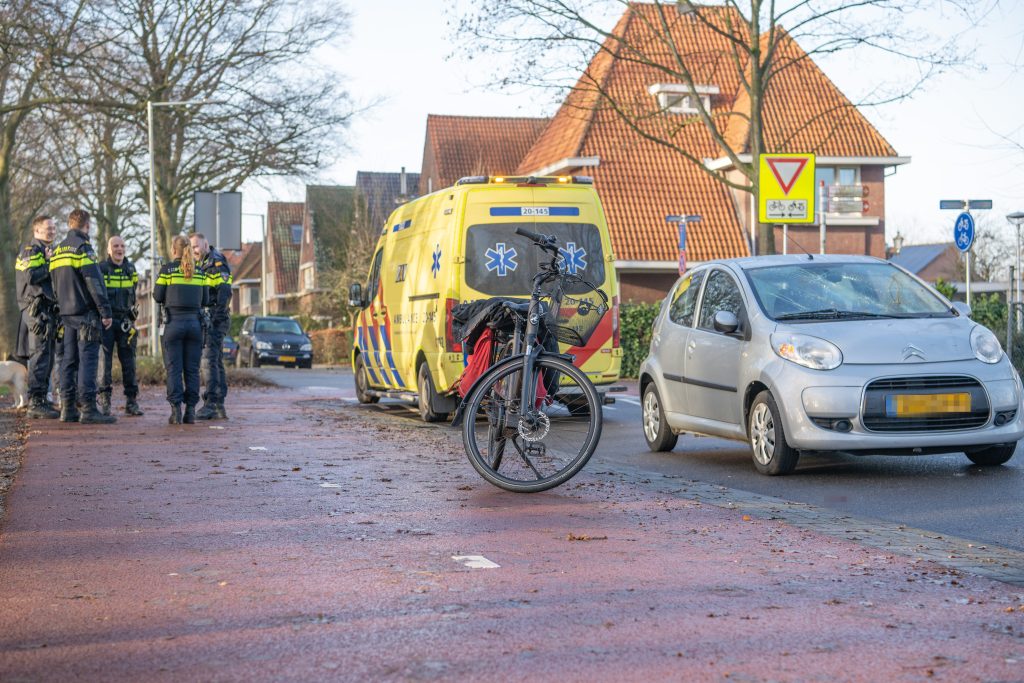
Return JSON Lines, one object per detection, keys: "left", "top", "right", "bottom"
{"left": 819, "top": 181, "right": 827, "bottom": 254}
{"left": 942, "top": 199, "right": 988, "bottom": 311}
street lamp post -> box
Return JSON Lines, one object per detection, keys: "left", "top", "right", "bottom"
{"left": 146, "top": 98, "right": 223, "bottom": 357}
{"left": 1008, "top": 211, "right": 1024, "bottom": 333}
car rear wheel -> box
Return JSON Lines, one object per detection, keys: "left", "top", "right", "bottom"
{"left": 418, "top": 363, "right": 448, "bottom": 423}
{"left": 355, "top": 354, "right": 378, "bottom": 404}
{"left": 966, "top": 443, "right": 1016, "bottom": 466}
{"left": 642, "top": 384, "right": 677, "bottom": 452}
{"left": 748, "top": 391, "right": 799, "bottom": 475}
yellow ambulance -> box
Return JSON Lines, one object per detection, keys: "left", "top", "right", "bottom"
{"left": 348, "top": 175, "right": 623, "bottom": 421}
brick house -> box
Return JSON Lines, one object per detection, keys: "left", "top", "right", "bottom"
{"left": 890, "top": 243, "right": 963, "bottom": 282}
{"left": 420, "top": 3, "right": 909, "bottom": 302}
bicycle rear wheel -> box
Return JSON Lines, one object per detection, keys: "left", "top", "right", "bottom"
{"left": 462, "top": 355, "right": 602, "bottom": 492}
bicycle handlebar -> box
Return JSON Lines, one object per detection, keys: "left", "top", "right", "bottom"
{"left": 515, "top": 227, "right": 559, "bottom": 253}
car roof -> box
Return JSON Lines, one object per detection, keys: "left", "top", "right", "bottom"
{"left": 703, "top": 254, "right": 888, "bottom": 271}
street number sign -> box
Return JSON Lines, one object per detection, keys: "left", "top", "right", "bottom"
{"left": 758, "top": 154, "right": 816, "bottom": 224}
{"left": 954, "top": 212, "right": 975, "bottom": 253}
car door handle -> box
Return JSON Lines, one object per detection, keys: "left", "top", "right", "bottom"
{"left": 687, "top": 340, "right": 696, "bottom": 351}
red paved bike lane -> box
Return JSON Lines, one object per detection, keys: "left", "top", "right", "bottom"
{"left": 1, "top": 388, "right": 1022, "bottom": 682}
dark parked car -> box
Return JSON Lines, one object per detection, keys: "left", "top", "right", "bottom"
{"left": 237, "top": 316, "right": 313, "bottom": 369}
{"left": 221, "top": 335, "right": 239, "bottom": 365}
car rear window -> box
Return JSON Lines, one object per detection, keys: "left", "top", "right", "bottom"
{"left": 464, "top": 222, "right": 605, "bottom": 296}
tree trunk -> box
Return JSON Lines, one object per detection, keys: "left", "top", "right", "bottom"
{"left": 0, "top": 172, "right": 20, "bottom": 357}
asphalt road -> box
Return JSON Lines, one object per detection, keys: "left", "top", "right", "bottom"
{"left": 260, "top": 366, "right": 1024, "bottom": 552}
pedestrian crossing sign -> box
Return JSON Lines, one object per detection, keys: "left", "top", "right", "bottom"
{"left": 758, "top": 154, "right": 816, "bottom": 224}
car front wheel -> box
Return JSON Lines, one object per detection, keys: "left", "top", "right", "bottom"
{"left": 642, "top": 384, "right": 677, "bottom": 452}
{"left": 966, "top": 443, "right": 1016, "bottom": 466}
{"left": 748, "top": 391, "right": 799, "bottom": 475}
{"left": 355, "top": 354, "right": 378, "bottom": 404}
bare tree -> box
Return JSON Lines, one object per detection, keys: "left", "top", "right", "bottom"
{"left": 86, "top": 0, "right": 357, "bottom": 259}
{"left": 0, "top": 0, "right": 90, "bottom": 356}
{"left": 454, "top": 0, "right": 979, "bottom": 254}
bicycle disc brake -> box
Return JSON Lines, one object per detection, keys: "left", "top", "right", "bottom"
{"left": 517, "top": 411, "right": 551, "bottom": 442}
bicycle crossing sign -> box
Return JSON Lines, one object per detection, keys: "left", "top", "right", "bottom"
{"left": 758, "top": 153, "right": 816, "bottom": 224}
{"left": 954, "top": 212, "right": 975, "bottom": 253}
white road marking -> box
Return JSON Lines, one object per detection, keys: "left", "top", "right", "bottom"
{"left": 452, "top": 555, "right": 500, "bottom": 569}
{"left": 319, "top": 483, "right": 342, "bottom": 488}
{"left": 248, "top": 446, "right": 267, "bottom": 451}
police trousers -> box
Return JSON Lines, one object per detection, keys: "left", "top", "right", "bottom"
{"left": 201, "top": 324, "right": 228, "bottom": 404}
{"left": 20, "top": 309, "right": 54, "bottom": 400}
{"left": 99, "top": 319, "right": 139, "bottom": 400}
{"left": 163, "top": 317, "right": 202, "bottom": 406}
{"left": 60, "top": 315, "right": 101, "bottom": 407}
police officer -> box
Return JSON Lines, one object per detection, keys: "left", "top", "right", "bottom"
{"left": 49, "top": 209, "right": 116, "bottom": 424}
{"left": 97, "top": 235, "right": 143, "bottom": 417}
{"left": 189, "top": 232, "right": 232, "bottom": 420}
{"left": 154, "top": 235, "right": 209, "bottom": 424}
{"left": 15, "top": 215, "right": 59, "bottom": 419}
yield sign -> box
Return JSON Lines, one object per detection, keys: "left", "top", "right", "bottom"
{"left": 765, "top": 157, "right": 808, "bottom": 195}
{"left": 758, "top": 153, "right": 816, "bottom": 224}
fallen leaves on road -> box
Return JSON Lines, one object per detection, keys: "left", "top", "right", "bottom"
{"left": 567, "top": 533, "right": 608, "bottom": 541}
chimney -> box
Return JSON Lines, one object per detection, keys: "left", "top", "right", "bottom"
{"left": 400, "top": 167, "right": 407, "bottom": 196}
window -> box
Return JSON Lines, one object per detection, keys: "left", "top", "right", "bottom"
{"left": 668, "top": 270, "right": 705, "bottom": 327}
{"left": 365, "top": 249, "right": 384, "bottom": 306}
{"left": 814, "top": 167, "right": 835, "bottom": 189}
{"left": 697, "top": 270, "right": 745, "bottom": 331}
{"left": 247, "top": 287, "right": 259, "bottom": 310}
{"left": 648, "top": 84, "right": 718, "bottom": 115}
{"left": 838, "top": 167, "right": 858, "bottom": 186}
{"left": 290, "top": 224, "right": 303, "bottom": 244}
{"left": 303, "top": 267, "right": 314, "bottom": 291}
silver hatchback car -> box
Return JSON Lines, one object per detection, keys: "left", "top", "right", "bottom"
{"left": 639, "top": 255, "right": 1024, "bottom": 475}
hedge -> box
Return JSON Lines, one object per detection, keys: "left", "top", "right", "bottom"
{"left": 620, "top": 302, "right": 661, "bottom": 379}
{"left": 309, "top": 328, "right": 352, "bottom": 366}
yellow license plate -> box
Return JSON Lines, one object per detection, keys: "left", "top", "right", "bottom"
{"left": 279, "top": 355, "right": 296, "bottom": 363}
{"left": 886, "top": 393, "right": 971, "bottom": 417}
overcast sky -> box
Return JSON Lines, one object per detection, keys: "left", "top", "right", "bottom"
{"left": 242, "top": 0, "right": 1024, "bottom": 249}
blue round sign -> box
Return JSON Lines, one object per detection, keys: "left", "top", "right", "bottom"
{"left": 954, "top": 212, "right": 975, "bottom": 253}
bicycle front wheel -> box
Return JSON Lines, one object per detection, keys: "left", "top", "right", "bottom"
{"left": 462, "top": 356, "right": 602, "bottom": 493}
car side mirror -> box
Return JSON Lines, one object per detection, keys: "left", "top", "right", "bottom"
{"left": 952, "top": 301, "right": 972, "bottom": 318}
{"left": 348, "top": 283, "right": 364, "bottom": 308}
{"left": 713, "top": 310, "right": 739, "bottom": 334}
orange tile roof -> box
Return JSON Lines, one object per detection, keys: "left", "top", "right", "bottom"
{"left": 420, "top": 115, "right": 550, "bottom": 193}
{"left": 515, "top": 3, "right": 898, "bottom": 262}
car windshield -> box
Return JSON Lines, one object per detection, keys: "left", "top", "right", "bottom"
{"left": 255, "top": 319, "right": 303, "bottom": 335}
{"left": 745, "top": 262, "right": 954, "bottom": 321}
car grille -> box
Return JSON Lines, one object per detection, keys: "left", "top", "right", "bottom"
{"left": 862, "top": 375, "right": 989, "bottom": 432}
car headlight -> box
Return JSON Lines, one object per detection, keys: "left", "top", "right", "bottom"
{"left": 255, "top": 341, "right": 272, "bottom": 350}
{"left": 300, "top": 343, "right": 313, "bottom": 352}
{"left": 970, "top": 325, "right": 1002, "bottom": 364}
{"left": 771, "top": 332, "right": 843, "bottom": 370}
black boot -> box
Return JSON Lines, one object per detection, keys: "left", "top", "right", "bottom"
{"left": 195, "top": 402, "right": 217, "bottom": 420}
{"left": 125, "top": 397, "right": 144, "bottom": 416}
{"left": 79, "top": 400, "right": 117, "bottom": 424}
{"left": 212, "top": 403, "right": 228, "bottom": 421}
{"left": 168, "top": 404, "right": 182, "bottom": 425}
{"left": 183, "top": 404, "right": 196, "bottom": 424}
{"left": 27, "top": 397, "right": 59, "bottom": 420}
{"left": 60, "top": 402, "right": 80, "bottom": 423}
{"left": 97, "top": 393, "right": 111, "bottom": 416}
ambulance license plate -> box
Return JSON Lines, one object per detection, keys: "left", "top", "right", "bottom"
{"left": 885, "top": 393, "right": 971, "bottom": 417}
{"left": 279, "top": 355, "right": 296, "bottom": 363}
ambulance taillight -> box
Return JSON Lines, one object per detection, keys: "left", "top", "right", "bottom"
{"left": 445, "top": 297, "right": 462, "bottom": 353}
{"left": 612, "top": 295, "right": 620, "bottom": 348}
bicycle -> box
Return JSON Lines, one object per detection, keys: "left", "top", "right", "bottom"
{"left": 457, "top": 227, "right": 609, "bottom": 493}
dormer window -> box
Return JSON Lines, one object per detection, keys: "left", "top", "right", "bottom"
{"left": 648, "top": 83, "right": 719, "bottom": 115}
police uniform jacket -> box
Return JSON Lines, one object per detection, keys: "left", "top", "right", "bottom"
{"left": 199, "top": 248, "right": 232, "bottom": 325}
{"left": 99, "top": 257, "right": 139, "bottom": 319}
{"left": 15, "top": 239, "right": 56, "bottom": 311}
{"left": 153, "top": 260, "right": 210, "bottom": 314}
{"left": 49, "top": 228, "right": 112, "bottom": 319}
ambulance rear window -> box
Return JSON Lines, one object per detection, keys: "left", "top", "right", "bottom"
{"left": 464, "top": 222, "right": 605, "bottom": 296}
